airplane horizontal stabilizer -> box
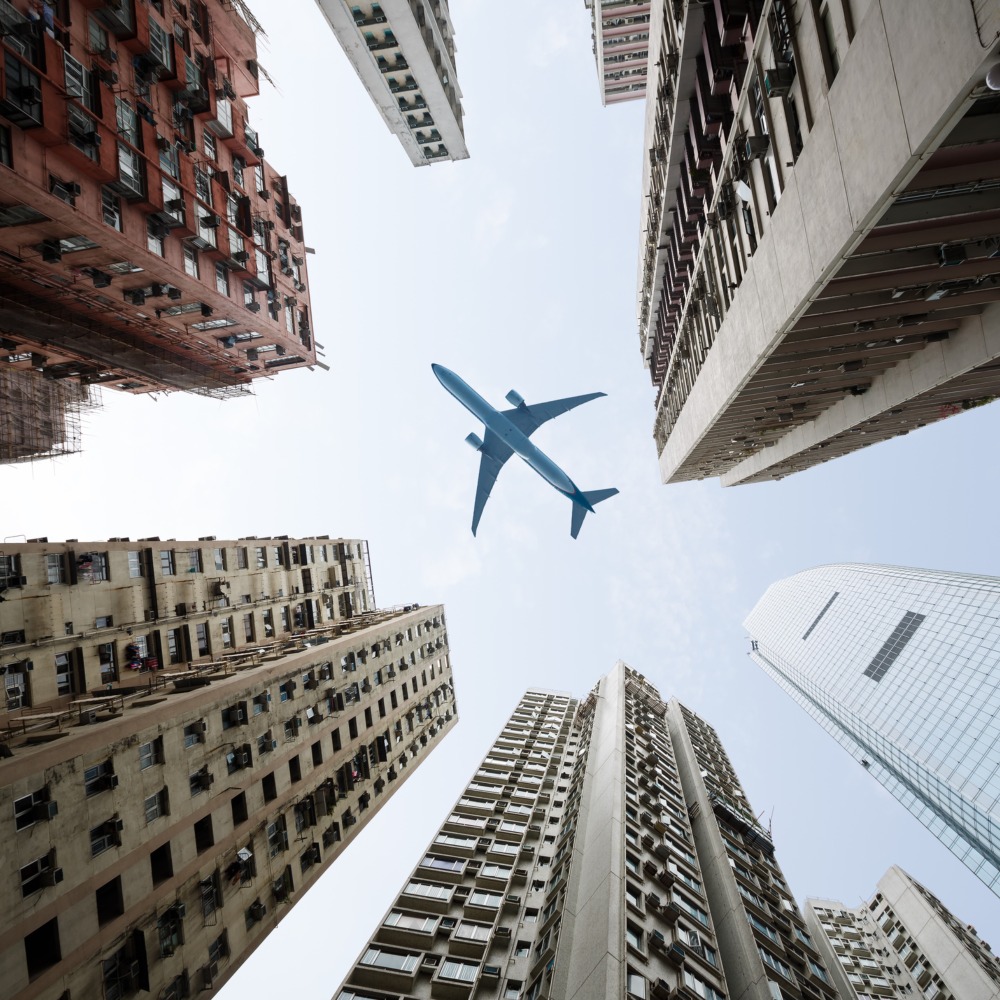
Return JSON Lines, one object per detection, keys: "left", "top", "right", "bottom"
{"left": 570, "top": 488, "right": 619, "bottom": 539}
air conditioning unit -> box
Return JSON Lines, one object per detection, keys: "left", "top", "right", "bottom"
{"left": 649, "top": 930, "right": 667, "bottom": 951}
{"left": 250, "top": 901, "right": 267, "bottom": 920}
{"left": 482, "top": 966, "right": 501, "bottom": 979}
{"left": 744, "top": 134, "right": 771, "bottom": 160}
{"left": 494, "top": 926, "right": 511, "bottom": 939}
{"left": 230, "top": 707, "right": 246, "bottom": 724}
{"left": 103, "top": 774, "right": 119, "bottom": 790}
{"left": 197, "top": 720, "right": 209, "bottom": 734}
{"left": 199, "top": 771, "right": 214, "bottom": 789}
{"left": 32, "top": 801, "right": 58, "bottom": 822}
{"left": 41, "top": 867, "right": 64, "bottom": 886}
{"left": 202, "top": 962, "right": 218, "bottom": 988}
{"left": 201, "top": 214, "right": 222, "bottom": 228}
{"left": 763, "top": 66, "right": 794, "bottom": 98}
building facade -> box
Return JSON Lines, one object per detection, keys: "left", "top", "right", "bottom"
{"left": 744, "top": 563, "right": 1000, "bottom": 898}
{"left": 0, "top": 535, "right": 376, "bottom": 708}
{"left": 0, "top": 534, "right": 457, "bottom": 1000}
{"left": 583, "top": 1, "right": 652, "bottom": 106}
{"left": 314, "top": 0, "right": 468, "bottom": 166}
{"left": 804, "top": 866, "right": 1000, "bottom": 1000}
{"left": 0, "top": 0, "right": 317, "bottom": 461}
{"left": 332, "top": 662, "right": 840, "bottom": 1000}
{"left": 635, "top": 0, "right": 1000, "bottom": 486}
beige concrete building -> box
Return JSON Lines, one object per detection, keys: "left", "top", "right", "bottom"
{"left": 636, "top": 0, "right": 1000, "bottom": 486}
{"left": 804, "top": 867, "right": 1000, "bottom": 1000}
{"left": 331, "top": 662, "right": 840, "bottom": 1000}
{"left": 314, "top": 0, "right": 468, "bottom": 166}
{"left": 0, "top": 535, "right": 458, "bottom": 1000}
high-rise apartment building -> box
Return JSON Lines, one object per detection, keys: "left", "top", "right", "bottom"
{"left": 744, "top": 563, "right": 1000, "bottom": 898}
{"left": 804, "top": 866, "right": 1000, "bottom": 999}
{"left": 315, "top": 0, "right": 468, "bottom": 166}
{"left": 0, "top": 0, "right": 317, "bottom": 462}
{"left": 0, "top": 535, "right": 458, "bottom": 1000}
{"left": 583, "top": 1, "right": 652, "bottom": 106}
{"left": 635, "top": 0, "right": 1000, "bottom": 486}
{"left": 332, "top": 662, "right": 840, "bottom": 1000}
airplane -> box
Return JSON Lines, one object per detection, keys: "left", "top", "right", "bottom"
{"left": 432, "top": 363, "right": 618, "bottom": 539}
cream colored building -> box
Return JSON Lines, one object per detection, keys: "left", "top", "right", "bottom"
{"left": 636, "top": 0, "right": 1000, "bottom": 486}
{"left": 315, "top": 0, "right": 468, "bottom": 165}
{"left": 805, "top": 867, "right": 1000, "bottom": 999}
{"left": 0, "top": 535, "right": 458, "bottom": 1000}
{"left": 331, "top": 662, "right": 840, "bottom": 1000}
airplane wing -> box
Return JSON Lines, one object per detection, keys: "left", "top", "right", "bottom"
{"left": 500, "top": 392, "right": 606, "bottom": 438}
{"left": 471, "top": 429, "right": 514, "bottom": 536}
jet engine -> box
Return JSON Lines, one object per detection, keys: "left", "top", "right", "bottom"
{"left": 505, "top": 389, "right": 524, "bottom": 407}
{"left": 465, "top": 432, "right": 484, "bottom": 451}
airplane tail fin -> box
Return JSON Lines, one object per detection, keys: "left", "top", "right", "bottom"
{"left": 570, "top": 488, "right": 619, "bottom": 539}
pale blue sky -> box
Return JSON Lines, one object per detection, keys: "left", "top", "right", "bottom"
{"left": 3, "top": 3, "right": 998, "bottom": 997}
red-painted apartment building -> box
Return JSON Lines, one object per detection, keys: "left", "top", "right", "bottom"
{"left": 0, "top": 0, "right": 316, "bottom": 460}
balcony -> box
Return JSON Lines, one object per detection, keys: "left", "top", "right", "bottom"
{"left": 415, "top": 130, "right": 443, "bottom": 145}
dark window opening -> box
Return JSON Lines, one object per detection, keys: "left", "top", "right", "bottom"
{"left": 25, "top": 917, "right": 61, "bottom": 979}
{"left": 150, "top": 842, "right": 173, "bottom": 885}
{"left": 96, "top": 875, "right": 125, "bottom": 926}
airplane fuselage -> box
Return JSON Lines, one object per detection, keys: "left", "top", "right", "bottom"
{"left": 432, "top": 364, "right": 593, "bottom": 510}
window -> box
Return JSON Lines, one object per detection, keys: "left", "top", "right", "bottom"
{"left": 20, "top": 852, "right": 59, "bottom": 898}
{"left": 84, "top": 761, "right": 116, "bottom": 796}
{"left": 184, "top": 244, "right": 199, "bottom": 278}
{"left": 625, "top": 921, "right": 643, "bottom": 951}
{"left": 360, "top": 947, "right": 419, "bottom": 973}
{"left": 45, "top": 553, "right": 65, "bottom": 584}
{"left": 95, "top": 615, "right": 113, "bottom": 629}
{"left": 405, "top": 881, "right": 451, "bottom": 900}
{"left": 267, "top": 817, "right": 288, "bottom": 856}
{"left": 24, "top": 916, "right": 61, "bottom": 978}
{"left": 455, "top": 921, "right": 491, "bottom": 941}
{"left": 625, "top": 852, "right": 640, "bottom": 874}
{"left": 139, "top": 737, "right": 164, "bottom": 770}
{"left": 195, "top": 622, "right": 209, "bottom": 657}
{"left": 208, "top": 931, "right": 229, "bottom": 965}
{"left": 127, "top": 550, "right": 143, "bottom": 577}
{"left": 203, "top": 129, "right": 217, "bottom": 161}
{"left": 91, "top": 817, "right": 121, "bottom": 856}
{"left": 144, "top": 788, "right": 169, "bottom": 823}
{"left": 14, "top": 788, "right": 51, "bottom": 831}
{"left": 160, "top": 550, "right": 175, "bottom": 576}
{"left": 625, "top": 883, "right": 643, "bottom": 910}
{"left": 440, "top": 959, "right": 479, "bottom": 982}
{"left": 759, "top": 948, "right": 792, "bottom": 980}
{"left": 147, "top": 216, "right": 165, "bottom": 256}
{"left": 149, "top": 18, "right": 173, "bottom": 72}
{"left": 194, "top": 815, "right": 214, "bottom": 853}
{"left": 220, "top": 617, "right": 233, "bottom": 648}
{"left": 683, "top": 970, "right": 726, "bottom": 1000}
{"left": 96, "top": 875, "right": 125, "bottom": 926}
{"left": 627, "top": 968, "right": 647, "bottom": 998}
{"left": 384, "top": 911, "right": 435, "bottom": 933}
{"left": 514, "top": 941, "right": 530, "bottom": 958}
{"left": 158, "top": 906, "right": 184, "bottom": 956}
{"left": 150, "top": 842, "right": 173, "bottom": 884}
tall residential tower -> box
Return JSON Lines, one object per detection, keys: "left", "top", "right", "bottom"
{"left": 332, "top": 662, "right": 840, "bottom": 1000}
{"left": 583, "top": 1, "right": 653, "bottom": 106}
{"left": 745, "top": 563, "right": 1000, "bottom": 898}
{"left": 636, "top": 0, "right": 1000, "bottom": 486}
{"left": 315, "top": 0, "right": 468, "bottom": 166}
{"left": 0, "top": 535, "right": 458, "bottom": 1000}
{"left": 0, "top": 0, "right": 318, "bottom": 463}
{"left": 804, "top": 866, "right": 1000, "bottom": 999}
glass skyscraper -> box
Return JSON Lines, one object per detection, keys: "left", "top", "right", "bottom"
{"left": 744, "top": 564, "right": 1000, "bottom": 898}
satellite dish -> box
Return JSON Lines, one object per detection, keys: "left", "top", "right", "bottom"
{"left": 987, "top": 62, "right": 1000, "bottom": 91}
